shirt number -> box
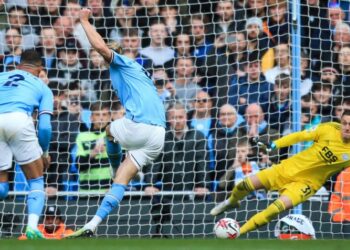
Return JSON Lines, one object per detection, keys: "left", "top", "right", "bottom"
{"left": 3, "top": 74, "right": 25, "bottom": 87}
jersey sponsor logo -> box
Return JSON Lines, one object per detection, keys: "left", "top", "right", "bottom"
{"left": 318, "top": 146, "right": 338, "bottom": 164}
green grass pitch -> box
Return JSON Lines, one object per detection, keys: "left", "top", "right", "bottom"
{"left": 0, "top": 239, "right": 349, "bottom": 250}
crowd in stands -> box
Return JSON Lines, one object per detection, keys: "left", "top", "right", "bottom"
{"left": 2, "top": 0, "right": 350, "bottom": 221}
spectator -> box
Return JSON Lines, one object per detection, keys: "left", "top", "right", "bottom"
{"left": 311, "top": 82, "right": 333, "bottom": 119}
{"left": 26, "top": 0, "right": 42, "bottom": 34}
{"left": 136, "top": 0, "right": 161, "bottom": 45}
{"left": 110, "top": 101, "right": 125, "bottom": 121}
{"left": 188, "top": 91, "right": 214, "bottom": 138}
{"left": 53, "top": 16, "right": 74, "bottom": 48}
{"left": 266, "top": 73, "right": 291, "bottom": 133}
{"left": 228, "top": 52, "right": 273, "bottom": 115}
{"left": 327, "top": 2, "right": 346, "bottom": 33}
{"left": 47, "top": 81, "right": 82, "bottom": 192}
{"left": 265, "top": 0, "right": 290, "bottom": 44}
{"left": 140, "top": 21, "right": 174, "bottom": 67}
{"left": 190, "top": 14, "right": 213, "bottom": 72}
{"left": 264, "top": 43, "right": 290, "bottom": 84}
{"left": 319, "top": 64, "right": 342, "bottom": 103}
{"left": 19, "top": 205, "right": 74, "bottom": 239}
{"left": 87, "top": 48, "right": 112, "bottom": 102}
{"left": 87, "top": 0, "right": 115, "bottom": 40}
{"left": 160, "top": 4, "right": 181, "bottom": 36}
{"left": 110, "top": 0, "right": 137, "bottom": 43}
{"left": 48, "top": 39, "right": 89, "bottom": 89}
{"left": 300, "top": 50, "right": 313, "bottom": 97}
{"left": 0, "top": 6, "right": 38, "bottom": 53}
{"left": 213, "top": 0, "right": 245, "bottom": 36}
{"left": 300, "top": 0, "right": 332, "bottom": 71}
{"left": 338, "top": 45, "right": 350, "bottom": 97}
{"left": 328, "top": 168, "right": 350, "bottom": 234}
{"left": 76, "top": 102, "right": 121, "bottom": 191}
{"left": 144, "top": 102, "right": 210, "bottom": 237}
{"left": 245, "top": 17, "right": 275, "bottom": 73}
{"left": 219, "top": 139, "right": 264, "bottom": 199}
{"left": 164, "top": 32, "right": 194, "bottom": 78}
{"left": 332, "top": 22, "right": 350, "bottom": 54}
{"left": 0, "top": 28, "right": 22, "bottom": 72}
{"left": 40, "top": 0, "right": 63, "bottom": 27}
{"left": 36, "top": 27, "right": 58, "bottom": 70}
{"left": 211, "top": 104, "right": 245, "bottom": 182}
{"left": 153, "top": 67, "right": 177, "bottom": 109}
{"left": 332, "top": 98, "right": 350, "bottom": 122}
{"left": 246, "top": 0, "right": 268, "bottom": 20}
{"left": 64, "top": 0, "right": 91, "bottom": 55}
{"left": 172, "top": 57, "right": 201, "bottom": 109}
{"left": 121, "top": 28, "right": 153, "bottom": 71}
{"left": 241, "top": 103, "right": 279, "bottom": 162}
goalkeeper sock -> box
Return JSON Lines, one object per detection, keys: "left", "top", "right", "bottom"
{"left": 228, "top": 178, "right": 255, "bottom": 206}
{"left": 240, "top": 199, "right": 286, "bottom": 235}
{"left": 87, "top": 183, "right": 127, "bottom": 230}
{"left": 105, "top": 138, "right": 122, "bottom": 177}
{"left": 27, "top": 177, "right": 45, "bottom": 229}
{"left": 0, "top": 182, "right": 9, "bottom": 199}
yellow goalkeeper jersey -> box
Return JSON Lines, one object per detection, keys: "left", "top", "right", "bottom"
{"left": 273, "top": 122, "right": 350, "bottom": 190}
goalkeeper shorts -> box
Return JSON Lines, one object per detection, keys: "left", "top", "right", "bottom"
{"left": 256, "top": 166, "right": 316, "bottom": 206}
{"left": 0, "top": 112, "right": 42, "bottom": 170}
{"left": 109, "top": 117, "right": 165, "bottom": 169}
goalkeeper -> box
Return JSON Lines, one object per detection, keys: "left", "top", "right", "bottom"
{"left": 211, "top": 110, "right": 350, "bottom": 236}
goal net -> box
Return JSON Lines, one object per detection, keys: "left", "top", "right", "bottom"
{"left": 0, "top": 0, "right": 349, "bottom": 239}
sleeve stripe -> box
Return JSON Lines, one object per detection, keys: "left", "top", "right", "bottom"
{"left": 39, "top": 110, "right": 53, "bottom": 116}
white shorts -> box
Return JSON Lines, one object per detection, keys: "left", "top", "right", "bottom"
{"left": 109, "top": 117, "right": 165, "bottom": 169}
{"left": 0, "top": 112, "right": 42, "bottom": 171}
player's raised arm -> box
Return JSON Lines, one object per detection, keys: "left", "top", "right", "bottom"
{"left": 79, "top": 8, "right": 112, "bottom": 63}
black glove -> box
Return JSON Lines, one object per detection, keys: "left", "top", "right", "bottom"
{"left": 252, "top": 137, "right": 276, "bottom": 153}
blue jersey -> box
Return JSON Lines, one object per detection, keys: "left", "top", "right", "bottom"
{"left": 0, "top": 69, "right": 53, "bottom": 116}
{"left": 109, "top": 52, "right": 166, "bottom": 128}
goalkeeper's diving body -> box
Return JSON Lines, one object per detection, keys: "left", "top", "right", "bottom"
{"left": 211, "top": 110, "right": 350, "bottom": 236}
{"left": 68, "top": 9, "right": 166, "bottom": 237}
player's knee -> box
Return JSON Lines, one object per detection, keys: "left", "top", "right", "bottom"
{"left": 0, "top": 182, "right": 9, "bottom": 199}
{"left": 237, "top": 178, "right": 255, "bottom": 192}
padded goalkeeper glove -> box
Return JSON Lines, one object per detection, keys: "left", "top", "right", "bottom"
{"left": 252, "top": 137, "right": 276, "bottom": 153}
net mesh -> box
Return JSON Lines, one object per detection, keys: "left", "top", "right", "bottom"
{"left": 0, "top": 0, "right": 349, "bottom": 239}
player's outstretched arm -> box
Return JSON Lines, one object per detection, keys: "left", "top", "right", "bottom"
{"left": 79, "top": 8, "right": 112, "bottom": 63}
{"left": 270, "top": 129, "right": 317, "bottom": 149}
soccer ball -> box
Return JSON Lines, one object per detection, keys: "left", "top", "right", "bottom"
{"left": 214, "top": 218, "right": 240, "bottom": 239}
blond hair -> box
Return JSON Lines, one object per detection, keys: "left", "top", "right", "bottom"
{"left": 107, "top": 41, "right": 123, "bottom": 54}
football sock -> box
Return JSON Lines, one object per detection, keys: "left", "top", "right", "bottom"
{"left": 240, "top": 199, "right": 286, "bottom": 235}
{"left": 228, "top": 178, "right": 255, "bottom": 205}
{"left": 27, "top": 177, "right": 45, "bottom": 229}
{"left": 0, "top": 182, "right": 9, "bottom": 199}
{"left": 105, "top": 138, "right": 122, "bottom": 176}
{"left": 86, "top": 183, "right": 127, "bottom": 231}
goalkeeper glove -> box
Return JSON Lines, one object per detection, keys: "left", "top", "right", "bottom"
{"left": 252, "top": 137, "right": 276, "bottom": 153}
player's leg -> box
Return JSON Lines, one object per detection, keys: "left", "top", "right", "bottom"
{"left": 68, "top": 120, "right": 165, "bottom": 238}
{"left": 239, "top": 195, "right": 292, "bottom": 235}
{"left": 0, "top": 140, "right": 12, "bottom": 199}
{"left": 105, "top": 125, "right": 122, "bottom": 179}
{"left": 239, "top": 182, "right": 315, "bottom": 235}
{"left": 20, "top": 158, "right": 45, "bottom": 239}
{"left": 9, "top": 114, "right": 46, "bottom": 239}
{"left": 211, "top": 169, "right": 271, "bottom": 216}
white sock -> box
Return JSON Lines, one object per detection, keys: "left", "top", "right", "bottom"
{"left": 27, "top": 214, "right": 39, "bottom": 229}
{"left": 84, "top": 215, "right": 102, "bottom": 231}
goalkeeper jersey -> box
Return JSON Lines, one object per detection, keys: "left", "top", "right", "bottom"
{"left": 273, "top": 122, "right": 350, "bottom": 190}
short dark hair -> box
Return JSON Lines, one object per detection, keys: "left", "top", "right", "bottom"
{"left": 122, "top": 28, "right": 139, "bottom": 37}
{"left": 20, "top": 49, "right": 42, "bottom": 67}
{"left": 341, "top": 109, "right": 350, "bottom": 118}
{"left": 275, "top": 73, "right": 291, "bottom": 87}
{"left": 90, "top": 102, "right": 110, "bottom": 112}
